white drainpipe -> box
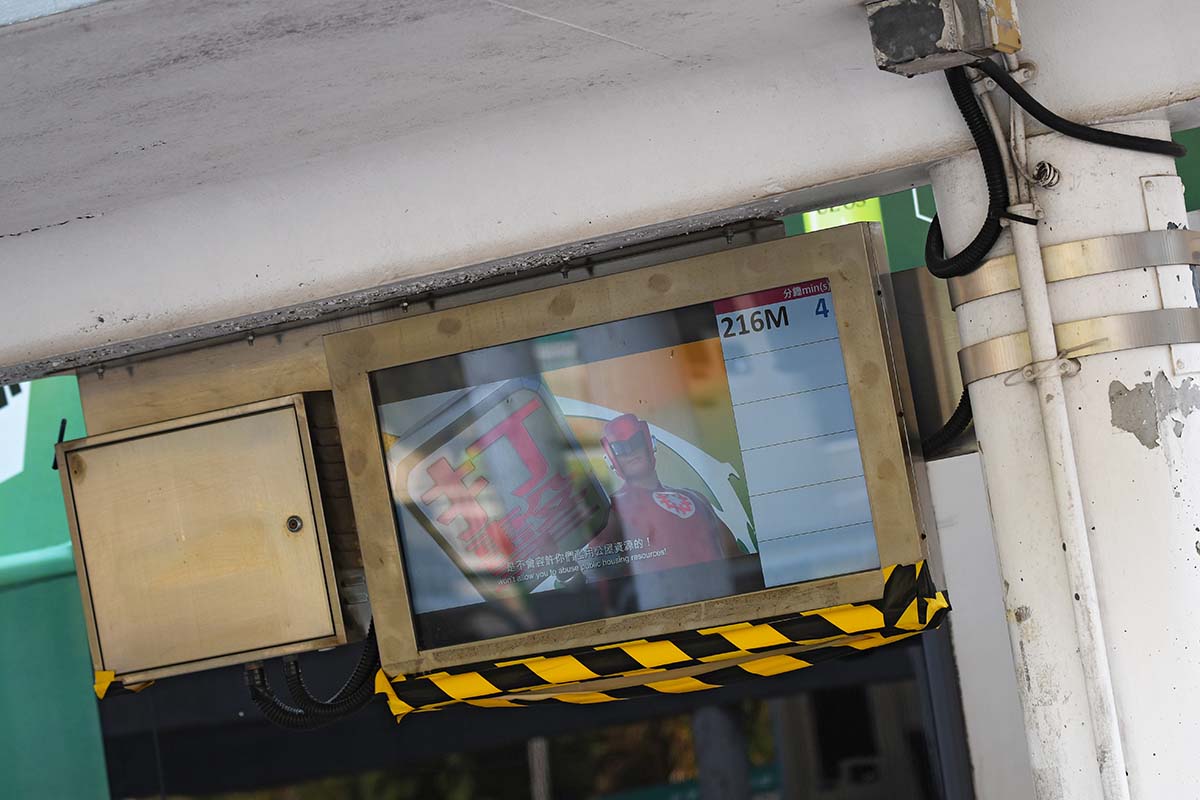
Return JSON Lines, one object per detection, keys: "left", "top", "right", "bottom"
{"left": 1007, "top": 195, "right": 1130, "bottom": 800}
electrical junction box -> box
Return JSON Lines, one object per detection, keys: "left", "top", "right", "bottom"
{"left": 866, "top": 0, "right": 1021, "bottom": 77}
{"left": 57, "top": 395, "right": 346, "bottom": 682}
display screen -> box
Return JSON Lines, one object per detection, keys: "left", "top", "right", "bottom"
{"left": 371, "top": 278, "right": 879, "bottom": 649}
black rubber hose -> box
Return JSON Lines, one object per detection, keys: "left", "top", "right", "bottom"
{"left": 283, "top": 660, "right": 338, "bottom": 716}
{"left": 921, "top": 389, "right": 973, "bottom": 459}
{"left": 974, "top": 59, "right": 1187, "bottom": 159}
{"left": 283, "top": 648, "right": 379, "bottom": 718}
{"left": 337, "top": 622, "right": 380, "bottom": 700}
{"left": 283, "top": 623, "right": 379, "bottom": 715}
{"left": 248, "top": 623, "right": 381, "bottom": 729}
{"left": 246, "top": 665, "right": 334, "bottom": 731}
{"left": 284, "top": 661, "right": 377, "bottom": 718}
{"left": 925, "top": 67, "right": 1011, "bottom": 280}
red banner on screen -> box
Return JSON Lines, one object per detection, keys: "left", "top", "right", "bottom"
{"left": 713, "top": 278, "right": 830, "bottom": 314}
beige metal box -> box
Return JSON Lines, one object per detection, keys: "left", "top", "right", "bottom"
{"left": 57, "top": 395, "right": 345, "bottom": 682}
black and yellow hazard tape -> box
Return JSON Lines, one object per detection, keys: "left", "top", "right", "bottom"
{"left": 375, "top": 562, "right": 949, "bottom": 721}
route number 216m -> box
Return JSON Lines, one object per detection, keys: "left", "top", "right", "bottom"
{"left": 720, "top": 305, "right": 791, "bottom": 338}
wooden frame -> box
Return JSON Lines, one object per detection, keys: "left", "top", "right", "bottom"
{"left": 324, "top": 224, "right": 925, "bottom": 677}
{"left": 57, "top": 395, "right": 346, "bottom": 682}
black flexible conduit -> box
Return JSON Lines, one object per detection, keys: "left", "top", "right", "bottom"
{"left": 283, "top": 624, "right": 379, "bottom": 717}
{"left": 283, "top": 661, "right": 377, "bottom": 718}
{"left": 920, "top": 389, "right": 973, "bottom": 459}
{"left": 247, "top": 622, "right": 380, "bottom": 730}
{"left": 246, "top": 666, "right": 326, "bottom": 731}
{"left": 974, "top": 59, "right": 1188, "bottom": 159}
{"left": 924, "top": 66, "right": 1011, "bottom": 280}
{"left": 919, "top": 65, "right": 1010, "bottom": 455}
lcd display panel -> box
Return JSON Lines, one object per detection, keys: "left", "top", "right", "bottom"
{"left": 371, "top": 278, "right": 879, "bottom": 649}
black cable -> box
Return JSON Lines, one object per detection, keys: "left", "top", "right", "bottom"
{"left": 974, "top": 59, "right": 1187, "bottom": 159}
{"left": 246, "top": 665, "right": 331, "bottom": 730}
{"left": 921, "top": 389, "right": 973, "bottom": 459}
{"left": 925, "top": 66, "right": 1011, "bottom": 280}
{"left": 249, "top": 662, "right": 376, "bottom": 730}
{"left": 920, "top": 66, "right": 1010, "bottom": 451}
{"left": 247, "top": 622, "right": 381, "bottom": 730}
{"left": 283, "top": 624, "right": 379, "bottom": 718}
{"left": 284, "top": 622, "right": 378, "bottom": 711}
{"left": 338, "top": 622, "right": 380, "bottom": 697}
{"left": 285, "top": 661, "right": 377, "bottom": 718}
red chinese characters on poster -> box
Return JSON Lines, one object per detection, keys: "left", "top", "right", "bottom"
{"left": 397, "top": 380, "right": 610, "bottom": 595}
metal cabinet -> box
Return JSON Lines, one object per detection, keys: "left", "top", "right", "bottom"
{"left": 57, "top": 395, "right": 344, "bottom": 682}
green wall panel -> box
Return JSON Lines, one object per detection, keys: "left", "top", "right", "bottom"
{"left": 0, "top": 576, "right": 110, "bottom": 799}
{"left": 0, "top": 377, "right": 109, "bottom": 799}
{"left": 1174, "top": 128, "right": 1200, "bottom": 212}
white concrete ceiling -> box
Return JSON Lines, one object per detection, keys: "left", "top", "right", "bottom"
{"left": 4, "top": 0, "right": 1200, "bottom": 377}
{"left": 2, "top": 0, "right": 874, "bottom": 237}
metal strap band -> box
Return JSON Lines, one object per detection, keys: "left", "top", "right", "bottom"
{"left": 948, "top": 229, "right": 1200, "bottom": 308}
{"left": 959, "top": 308, "right": 1200, "bottom": 384}
{"left": 959, "top": 332, "right": 1031, "bottom": 385}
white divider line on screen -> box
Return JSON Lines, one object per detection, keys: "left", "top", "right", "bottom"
{"left": 761, "top": 520, "right": 875, "bottom": 543}
{"left": 722, "top": 336, "right": 840, "bottom": 363}
{"left": 748, "top": 473, "right": 865, "bottom": 499}
{"left": 732, "top": 382, "right": 849, "bottom": 408}
{"left": 739, "top": 428, "right": 856, "bottom": 453}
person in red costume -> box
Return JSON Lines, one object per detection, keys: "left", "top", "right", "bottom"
{"left": 594, "top": 413, "right": 742, "bottom": 573}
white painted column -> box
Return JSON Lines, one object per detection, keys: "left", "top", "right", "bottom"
{"left": 930, "top": 119, "right": 1200, "bottom": 799}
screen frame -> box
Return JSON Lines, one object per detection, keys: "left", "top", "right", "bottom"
{"left": 325, "top": 223, "right": 925, "bottom": 676}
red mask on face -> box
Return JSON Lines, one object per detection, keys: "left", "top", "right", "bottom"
{"left": 601, "top": 414, "right": 655, "bottom": 479}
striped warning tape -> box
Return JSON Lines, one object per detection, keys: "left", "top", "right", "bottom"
{"left": 375, "top": 561, "right": 949, "bottom": 720}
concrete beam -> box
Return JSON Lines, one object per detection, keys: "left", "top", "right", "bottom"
{"left": 4, "top": 0, "right": 1200, "bottom": 377}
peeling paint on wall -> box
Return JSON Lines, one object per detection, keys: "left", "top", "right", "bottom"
{"left": 1109, "top": 372, "right": 1200, "bottom": 449}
